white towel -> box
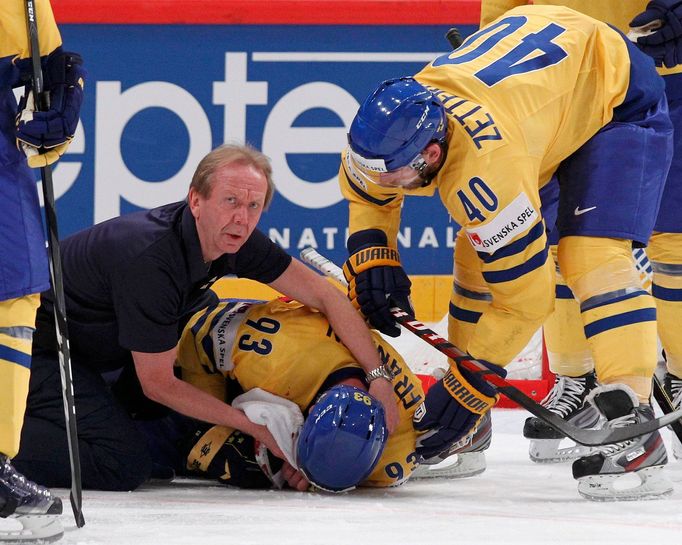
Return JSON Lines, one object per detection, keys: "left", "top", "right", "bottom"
{"left": 232, "top": 388, "right": 304, "bottom": 468}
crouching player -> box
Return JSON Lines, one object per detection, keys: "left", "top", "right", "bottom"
{"left": 146, "top": 297, "right": 490, "bottom": 491}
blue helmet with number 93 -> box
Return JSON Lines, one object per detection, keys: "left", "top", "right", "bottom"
{"left": 296, "top": 385, "right": 388, "bottom": 492}
{"left": 347, "top": 77, "right": 447, "bottom": 182}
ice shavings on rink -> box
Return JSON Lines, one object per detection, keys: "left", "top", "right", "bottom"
{"left": 10, "top": 410, "right": 681, "bottom": 545}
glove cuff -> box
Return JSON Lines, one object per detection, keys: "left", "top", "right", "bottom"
{"left": 442, "top": 366, "right": 498, "bottom": 415}
{"left": 347, "top": 228, "right": 389, "bottom": 253}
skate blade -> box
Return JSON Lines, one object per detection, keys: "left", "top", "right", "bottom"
{"left": 412, "top": 452, "right": 486, "bottom": 479}
{"left": 0, "top": 515, "right": 64, "bottom": 543}
{"left": 529, "top": 438, "right": 597, "bottom": 464}
{"left": 672, "top": 435, "right": 682, "bottom": 461}
{"left": 577, "top": 465, "right": 673, "bottom": 501}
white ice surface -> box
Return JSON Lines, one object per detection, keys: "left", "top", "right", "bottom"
{"left": 16, "top": 409, "right": 682, "bottom": 545}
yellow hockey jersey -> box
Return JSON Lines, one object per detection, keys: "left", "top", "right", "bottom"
{"left": 0, "top": 0, "right": 62, "bottom": 63}
{"left": 176, "top": 298, "right": 424, "bottom": 487}
{"left": 340, "top": 6, "right": 638, "bottom": 363}
{"left": 480, "top": 0, "right": 682, "bottom": 76}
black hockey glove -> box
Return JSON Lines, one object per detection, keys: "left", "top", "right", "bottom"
{"left": 16, "top": 48, "right": 86, "bottom": 168}
{"left": 343, "top": 229, "right": 413, "bottom": 337}
{"left": 186, "top": 426, "right": 281, "bottom": 489}
{"left": 630, "top": 0, "right": 682, "bottom": 68}
{"left": 413, "top": 359, "right": 505, "bottom": 461}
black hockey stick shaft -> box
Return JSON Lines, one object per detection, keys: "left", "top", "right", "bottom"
{"left": 24, "top": 0, "right": 84, "bottom": 527}
{"left": 300, "top": 247, "right": 682, "bottom": 446}
{"left": 445, "top": 27, "right": 463, "bottom": 49}
{"left": 652, "top": 374, "right": 682, "bottom": 442}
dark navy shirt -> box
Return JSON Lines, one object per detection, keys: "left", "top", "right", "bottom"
{"left": 36, "top": 201, "right": 291, "bottom": 371}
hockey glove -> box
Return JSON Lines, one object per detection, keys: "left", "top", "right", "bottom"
{"left": 343, "top": 229, "right": 413, "bottom": 337}
{"left": 413, "top": 358, "right": 505, "bottom": 461}
{"left": 186, "top": 426, "right": 281, "bottom": 489}
{"left": 16, "top": 49, "right": 85, "bottom": 168}
{"left": 630, "top": 0, "right": 682, "bottom": 68}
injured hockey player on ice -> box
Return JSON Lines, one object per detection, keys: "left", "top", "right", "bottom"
{"left": 129, "top": 296, "right": 490, "bottom": 493}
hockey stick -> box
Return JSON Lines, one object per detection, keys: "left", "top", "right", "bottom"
{"left": 445, "top": 27, "right": 463, "bottom": 49}
{"left": 653, "top": 374, "right": 682, "bottom": 441}
{"left": 24, "top": 0, "right": 85, "bottom": 527}
{"left": 300, "top": 247, "right": 682, "bottom": 446}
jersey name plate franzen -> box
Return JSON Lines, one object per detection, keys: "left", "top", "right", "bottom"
{"left": 465, "top": 192, "right": 538, "bottom": 254}
{"left": 211, "top": 302, "right": 252, "bottom": 372}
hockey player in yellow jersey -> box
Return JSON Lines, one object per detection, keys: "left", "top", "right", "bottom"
{"left": 480, "top": 0, "right": 682, "bottom": 489}
{"left": 0, "top": 0, "right": 85, "bottom": 539}
{"left": 172, "top": 297, "right": 427, "bottom": 490}
{"left": 339, "top": 5, "right": 674, "bottom": 501}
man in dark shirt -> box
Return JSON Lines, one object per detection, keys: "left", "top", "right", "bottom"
{"left": 13, "top": 144, "right": 397, "bottom": 491}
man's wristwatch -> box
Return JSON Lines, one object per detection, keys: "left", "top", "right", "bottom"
{"left": 365, "top": 363, "right": 394, "bottom": 384}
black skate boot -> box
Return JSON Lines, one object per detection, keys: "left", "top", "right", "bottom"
{"left": 572, "top": 385, "right": 672, "bottom": 501}
{"left": 412, "top": 410, "right": 492, "bottom": 479}
{"left": 663, "top": 372, "right": 682, "bottom": 459}
{"left": 0, "top": 454, "right": 63, "bottom": 542}
{"left": 523, "top": 371, "right": 600, "bottom": 463}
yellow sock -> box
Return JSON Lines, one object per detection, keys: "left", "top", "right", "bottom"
{"left": 558, "top": 237, "right": 656, "bottom": 402}
{"left": 0, "top": 294, "right": 40, "bottom": 458}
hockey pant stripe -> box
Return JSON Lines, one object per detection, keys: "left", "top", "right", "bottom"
{"left": 652, "top": 284, "right": 682, "bottom": 301}
{"left": 0, "top": 344, "right": 32, "bottom": 368}
{"left": 477, "top": 221, "right": 544, "bottom": 264}
{"left": 584, "top": 308, "right": 656, "bottom": 339}
{"left": 482, "top": 245, "right": 549, "bottom": 284}
{"left": 556, "top": 284, "right": 574, "bottom": 299}
{"left": 449, "top": 302, "right": 482, "bottom": 324}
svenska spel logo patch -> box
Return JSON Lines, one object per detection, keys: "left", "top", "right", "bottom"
{"left": 465, "top": 192, "right": 538, "bottom": 254}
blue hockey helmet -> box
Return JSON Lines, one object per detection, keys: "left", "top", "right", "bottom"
{"left": 296, "top": 385, "right": 388, "bottom": 492}
{"left": 347, "top": 77, "right": 447, "bottom": 184}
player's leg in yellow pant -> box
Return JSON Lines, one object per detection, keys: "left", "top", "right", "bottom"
{"left": 523, "top": 245, "right": 600, "bottom": 463}
{"left": 544, "top": 244, "right": 595, "bottom": 376}
{"left": 648, "top": 232, "right": 682, "bottom": 458}
{"left": 0, "top": 293, "right": 40, "bottom": 458}
{"left": 648, "top": 232, "right": 682, "bottom": 378}
{"left": 561, "top": 237, "right": 671, "bottom": 500}
{"left": 558, "top": 237, "right": 657, "bottom": 402}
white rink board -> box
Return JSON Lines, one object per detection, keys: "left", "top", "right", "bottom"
{"left": 10, "top": 410, "right": 681, "bottom": 545}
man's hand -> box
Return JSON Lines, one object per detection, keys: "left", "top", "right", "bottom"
{"left": 281, "top": 462, "right": 310, "bottom": 491}
{"left": 249, "top": 423, "right": 286, "bottom": 461}
{"left": 413, "top": 359, "right": 505, "bottom": 460}
{"left": 16, "top": 49, "right": 85, "bottom": 168}
{"left": 343, "top": 229, "right": 413, "bottom": 337}
{"left": 630, "top": 0, "right": 682, "bottom": 68}
{"left": 368, "top": 378, "right": 399, "bottom": 433}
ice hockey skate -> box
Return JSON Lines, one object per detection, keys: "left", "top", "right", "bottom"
{"left": 664, "top": 372, "right": 682, "bottom": 459}
{"left": 0, "top": 455, "right": 63, "bottom": 543}
{"left": 412, "top": 411, "right": 491, "bottom": 479}
{"left": 572, "top": 385, "right": 673, "bottom": 501}
{"left": 523, "top": 372, "right": 600, "bottom": 463}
